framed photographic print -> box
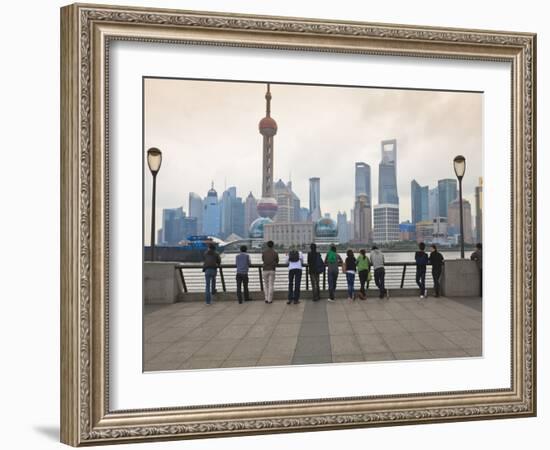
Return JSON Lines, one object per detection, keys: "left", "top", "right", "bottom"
{"left": 60, "top": 3, "right": 536, "bottom": 446}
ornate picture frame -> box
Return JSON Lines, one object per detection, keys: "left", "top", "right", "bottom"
{"left": 60, "top": 3, "right": 536, "bottom": 446}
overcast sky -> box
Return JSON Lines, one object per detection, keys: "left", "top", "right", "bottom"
{"left": 144, "top": 78, "right": 482, "bottom": 239}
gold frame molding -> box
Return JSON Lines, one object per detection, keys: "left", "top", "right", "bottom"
{"left": 60, "top": 3, "right": 536, "bottom": 446}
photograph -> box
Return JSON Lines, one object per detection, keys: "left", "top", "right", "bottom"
{"left": 143, "top": 78, "right": 484, "bottom": 371}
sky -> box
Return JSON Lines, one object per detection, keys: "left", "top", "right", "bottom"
{"left": 143, "top": 78, "right": 482, "bottom": 239}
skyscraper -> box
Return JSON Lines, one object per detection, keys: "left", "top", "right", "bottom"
{"left": 161, "top": 207, "right": 185, "bottom": 245}
{"left": 273, "top": 179, "right": 299, "bottom": 223}
{"left": 428, "top": 187, "right": 439, "bottom": 220}
{"left": 188, "top": 192, "right": 203, "bottom": 234}
{"left": 373, "top": 204, "right": 400, "bottom": 243}
{"left": 244, "top": 192, "right": 258, "bottom": 231}
{"left": 220, "top": 187, "right": 245, "bottom": 239}
{"left": 355, "top": 162, "right": 371, "bottom": 205}
{"left": 378, "top": 139, "right": 399, "bottom": 205}
{"left": 288, "top": 181, "right": 301, "bottom": 222}
{"left": 337, "top": 211, "right": 349, "bottom": 244}
{"left": 475, "top": 177, "right": 483, "bottom": 243}
{"left": 220, "top": 187, "right": 237, "bottom": 238}
{"left": 438, "top": 178, "right": 458, "bottom": 218}
{"left": 161, "top": 207, "right": 197, "bottom": 245}
{"left": 353, "top": 194, "right": 372, "bottom": 243}
{"left": 203, "top": 183, "right": 221, "bottom": 236}
{"left": 448, "top": 198, "right": 473, "bottom": 244}
{"left": 411, "top": 179, "right": 429, "bottom": 224}
{"left": 309, "top": 177, "right": 321, "bottom": 221}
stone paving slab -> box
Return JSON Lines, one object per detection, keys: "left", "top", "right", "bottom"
{"left": 143, "top": 296, "right": 483, "bottom": 372}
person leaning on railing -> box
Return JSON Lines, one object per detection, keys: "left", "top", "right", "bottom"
{"left": 325, "top": 245, "right": 343, "bottom": 302}
{"left": 370, "top": 246, "right": 388, "bottom": 299}
{"left": 202, "top": 243, "right": 221, "bottom": 305}
{"left": 261, "top": 240, "right": 279, "bottom": 304}
{"left": 307, "top": 243, "right": 324, "bottom": 302}
{"left": 235, "top": 245, "right": 251, "bottom": 304}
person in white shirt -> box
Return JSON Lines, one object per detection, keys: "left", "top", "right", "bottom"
{"left": 286, "top": 246, "right": 304, "bottom": 304}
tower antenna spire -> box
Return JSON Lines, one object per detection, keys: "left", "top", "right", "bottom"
{"left": 265, "top": 83, "right": 272, "bottom": 117}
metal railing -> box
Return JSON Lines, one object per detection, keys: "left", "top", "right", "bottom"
{"left": 175, "top": 262, "right": 434, "bottom": 294}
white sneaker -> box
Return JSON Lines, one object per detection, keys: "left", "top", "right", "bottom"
{"left": 327, "top": 298, "right": 335, "bottom": 303}
{"left": 419, "top": 295, "right": 424, "bottom": 299}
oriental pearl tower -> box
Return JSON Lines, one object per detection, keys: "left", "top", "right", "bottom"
{"left": 249, "top": 84, "right": 278, "bottom": 239}
{"left": 256, "top": 83, "right": 278, "bottom": 219}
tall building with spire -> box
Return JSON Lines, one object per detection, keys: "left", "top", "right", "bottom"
{"left": 256, "top": 83, "right": 278, "bottom": 220}
{"left": 203, "top": 182, "right": 221, "bottom": 236}
{"left": 249, "top": 84, "right": 279, "bottom": 239}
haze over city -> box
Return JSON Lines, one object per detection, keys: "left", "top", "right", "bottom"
{"left": 143, "top": 78, "right": 482, "bottom": 242}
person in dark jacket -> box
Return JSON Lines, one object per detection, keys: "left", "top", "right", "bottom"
{"left": 203, "top": 243, "right": 221, "bottom": 305}
{"left": 429, "top": 244, "right": 444, "bottom": 297}
{"left": 261, "top": 240, "right": 279, "bottom": 304}
{"left": 307, "top": 243, "right": 323, "bottom": 301}
{"left": 235, "top": 245, "right": 251, "bottom": 303}
{"left": 344, "top": 249, "right": 357, "bottom": 301}
{"left": 470, "top": 243, "right": 482, "bottom": 296}
{"left": 415, "top": 242, "right": 429, "bottom": 299}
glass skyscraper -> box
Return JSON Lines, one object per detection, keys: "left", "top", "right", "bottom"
{"left": 411, "top": 179, "right": 429, "bottom": 224}
{"left": 437, "top": 178, "right": 458, "bottom": 218}
{"left": 309, "top": 177, "right": 321, "bottom": 221}
{"left": 203, "top": 184, "right": 221, "bottom": 236}
{"left": 378, "top": 139, "right": 399, "bottom": 205}
{"left": 188, "top": 192, "right": 203, "bottom": 234}
{"left": 161, "top": 207, "right": 185, "bottom": 246}
{"left": 355, "top": 162, "right": 371, "bottom": 205}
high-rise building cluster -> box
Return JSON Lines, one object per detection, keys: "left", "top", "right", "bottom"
{"left": 407, "top": 177, "right": 482, "bottom": 246}
{"left": 154, "top": 83, "right": 482, "bottom": 248}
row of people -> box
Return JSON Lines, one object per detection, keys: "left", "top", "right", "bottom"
{"left": 202, "top": 242, "right": 388, "bottom": 305}
{"left": 202, "top": 241, "right": 482, "bottom": 305}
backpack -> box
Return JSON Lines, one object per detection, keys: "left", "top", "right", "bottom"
{"left": 289, "top": 250, "right": 300, "bottom": 263}
{"left": 315, "top": 253, "right": 325, "bottom": 274}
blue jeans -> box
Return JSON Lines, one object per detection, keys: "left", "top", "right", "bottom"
{"left": 328, "top": 270, "right": 338, "bottom": 300}
{"left": 288, "top": 269, "right": 302, "bottom": 302}
{"left": 416, "top": 265, "right": 426, "bottom": 295}
{"left": 204, "top": 268, "right": 217, "bottom": 304}
{"left": 346, "top": 272, "right": 355, "bottom": 298}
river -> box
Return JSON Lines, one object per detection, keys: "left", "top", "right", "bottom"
{"left": 221, "top": 250, "right": 466, "bottom": 264}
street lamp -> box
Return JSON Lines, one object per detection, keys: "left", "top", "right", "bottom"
{"left": 147, "top": 147, "right": 162, "bottom": 261}
{"left": 453, "top": 155, "right": 466, "bottom": 258}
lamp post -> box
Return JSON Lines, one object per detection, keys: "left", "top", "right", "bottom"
{"left": 453, "top": 155, "right": 466, "bottom": 258}
{"left": 147, "top": 147, "right": 162, "bottom": 261}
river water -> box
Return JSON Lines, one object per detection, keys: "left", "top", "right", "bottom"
{"left": 221, "top": 250, "right": 465, "bottom": 264}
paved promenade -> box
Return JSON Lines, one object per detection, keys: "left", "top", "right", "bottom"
{"left": 144, "top": 296, "right": 482, "bottom": 371}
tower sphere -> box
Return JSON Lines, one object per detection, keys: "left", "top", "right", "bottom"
{"left": 259, "top": 117, "right": 277, "bottom": 136}
{"left": 257, "top": 196, "right": 278, "bottom": 219}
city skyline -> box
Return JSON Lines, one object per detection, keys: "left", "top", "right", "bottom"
{"left": 144, "top": 78, "right": 482, "bottom": 242}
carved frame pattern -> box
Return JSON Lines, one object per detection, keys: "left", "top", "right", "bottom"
{"left": 60, "top": 3, "right": 536, "bottom": 446}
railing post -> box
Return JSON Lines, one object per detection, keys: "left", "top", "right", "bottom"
{"left": 305, "top": 265, "right": 309, "bottom": 291}
{"left": 219, "top": 266, "right": 227, "bottom": 293}
{"left": 258, "top": 266, "right": 264, "bottom": 292}
{"left": 178, "top": 268, "right": 188, "bottom": 293}
{"left": 400, "top": 264, "right": 407, "bottom": 289}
